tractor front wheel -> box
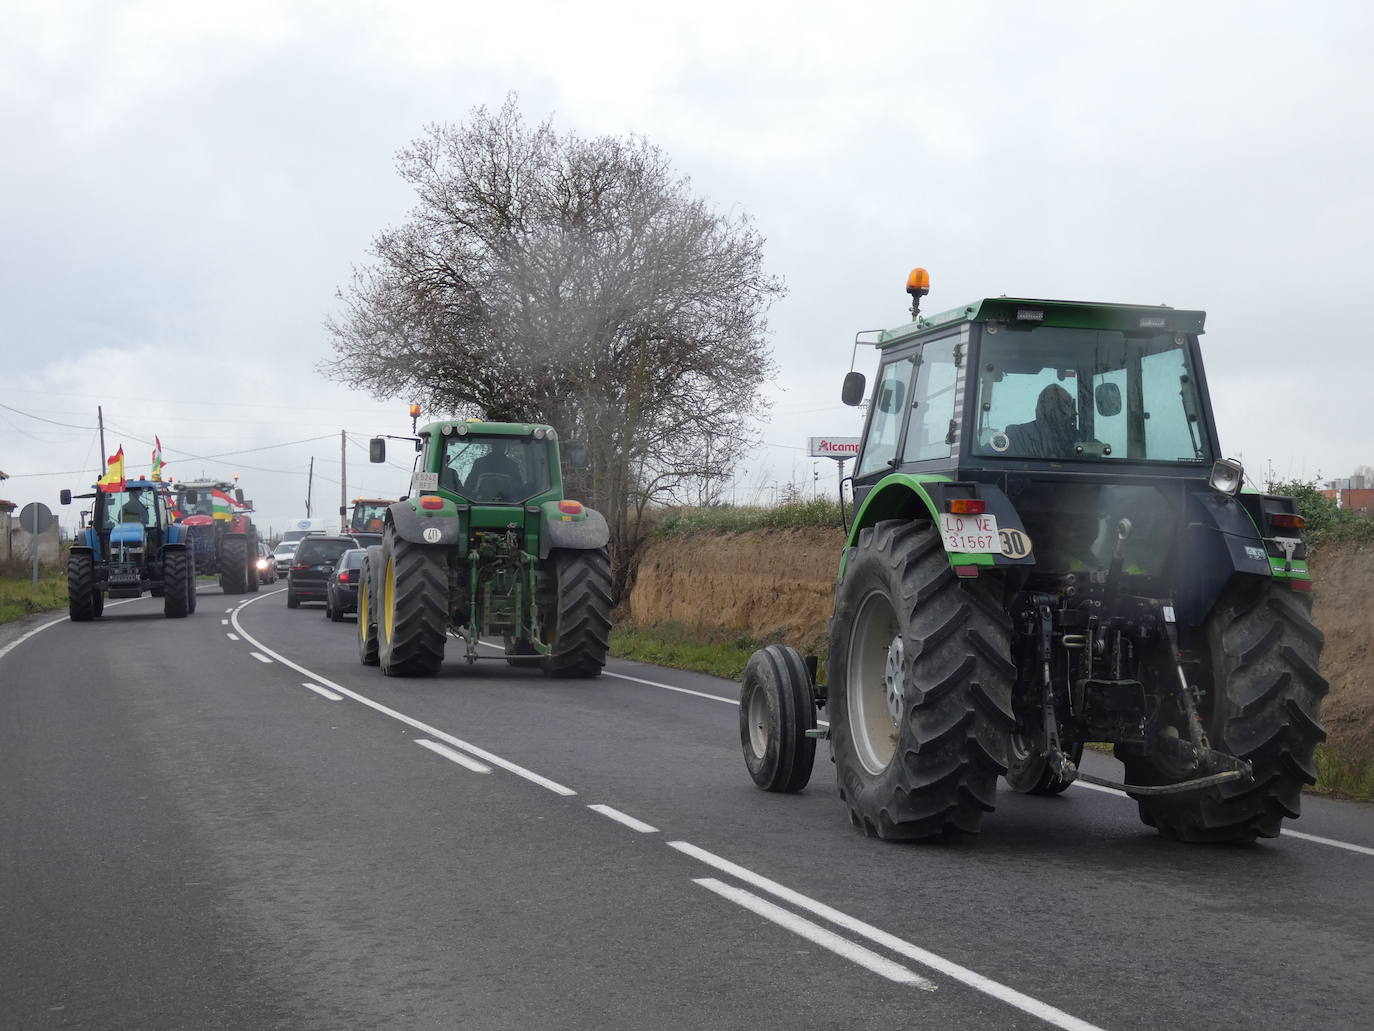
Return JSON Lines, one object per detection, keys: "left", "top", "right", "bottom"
{"left": 541, "top": 548, "right": 612, "bottom": 678}
{"left": 1006, "top": 735, "right": 1083, "bottom": 795}
{"left": 1128, "top": 580, "right": 1327, "bottom": 842}
{"left": 220, "top": 535, "right": 248, "bottom": 594}
{"left": 740, "top": 644, "right": 816, "bottom": 792}
{"left": 827, "top": 520, "right": 1015, "bottom": 840}
{"left": 68, "top": 551, "right": 98, "bottom": 622}
{"left": 378, "top": 529, "right": 447, "bottom": 677}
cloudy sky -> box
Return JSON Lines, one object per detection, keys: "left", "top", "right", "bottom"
{"left": 1, "top": 0, "right": 1369, "bottom": 532}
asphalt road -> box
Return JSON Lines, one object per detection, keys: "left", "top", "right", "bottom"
{"left": 2, "top": 585, "right": 1372, "bottom": 1031}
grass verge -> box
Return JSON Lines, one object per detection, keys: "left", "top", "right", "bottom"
{"left": 1311, "top": 744, "right": 1374, "bottom": 802}
{"left": 0, "top": 573, "right": 68, "bottom": 625}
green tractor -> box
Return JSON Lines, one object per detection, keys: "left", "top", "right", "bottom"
{"left": 741, "top": 269, "right": 1326, "bottom": 844}
{"left": 358, "top": 419, "right": 612, "bottom": 677}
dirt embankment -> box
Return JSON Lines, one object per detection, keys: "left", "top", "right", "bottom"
{"left": 629, "top": 530, "right": 1372, "bottom": 759}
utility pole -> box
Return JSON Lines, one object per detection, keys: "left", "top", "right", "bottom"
{"left": 97, "top": 405, "right": 107, "bottom": 471}
{"left": 306, "top": 457, "right": 314, "bottom": 519}
{"left": 340, "top": 429, "right": 348, "bottom": 533}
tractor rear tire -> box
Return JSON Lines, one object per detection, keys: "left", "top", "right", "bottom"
{"left": 1006, "top": 738, "right": 1084, "bottom": 795}
{"left": 357, "top": 547, "right": 381, "bottom": 666}
{"left": 740, "top": 644, "right": 817, "bottom": 792}
{"left": 1129, "top": 579, "right": 1327, "bottom": 842}
{"left": 541, "top": 548, "right": 612, "bottom": 678}
{"left": 827, "top": 520, "right": 1015, "bottom": 840}
{"left": 187, "top": 553, "right": 198, "bottom": 614}
{"left": 220, "top": 535, "right": 248, "bottom": 594}
{"left": 246, "top": 534, "right": 260, "bottom": 594}
{"left": 378, "top": 528, "right": 447, "bottom": 677}
{"left": 68, "top": 552, "right": 97, "bottom": 622}
{"left": 163, "top": 549, "right": 190, "bottom": 618}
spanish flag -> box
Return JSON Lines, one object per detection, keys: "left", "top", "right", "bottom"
{"left": 151, "top": 436, "right": 166, "bottom": 481}
{"left": 97, "top": 446, "right": 126, "bottom": 492}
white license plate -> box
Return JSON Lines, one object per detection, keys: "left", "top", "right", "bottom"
{"left": 940, "top": 512, "right": 1000, "bottom": 554}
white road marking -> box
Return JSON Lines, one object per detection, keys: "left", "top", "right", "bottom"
{"left": 229, "top": 594, "right": 577, "bottom": 797}
{"left": 0, "top": 596, "right": 146, "bottom": 663}
{"left": 1073, "top": 781, "right": 1127, "bottom": 797}
{"left": 602, "top": 669, "right": 737, "bottom": 706}
{"left": 670, "top": 841, "right": 1106, "bottom": 1031}
{"left": 587, "top": 804, "right": 658, "bottom": 834}
{"left": 693, "top": 877, "right": 932, "bottom": 988}
{"left": 301, "top": 682, "right": 343, "bottom": 701}
{"left": 249, "top": 652, "right": 272, "bottom": 664}
{"left": 416, "top": 738, "right": 492, "bottom": 773}
{"left": 225, "top": 608, "right": 234, "bottom": 613}
{"left": 1280, "top": 829, "right": 1374, "bottom": 856}
{"left": 221, "top": 619, "right": 229, "bottom": 625}
{"left": 226, "top": 633, "right": 239, "bottom": 641}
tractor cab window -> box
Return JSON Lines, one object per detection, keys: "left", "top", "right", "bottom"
{"left": 856, "top": 358, "right": 916, "bottom": 478}
{"left": 350, "top": 501, "right": 389, "bottom": 534}
{"left": 900, "top": 336, "right": 960, "bottom": 463}
{"left": 441, "top": 436, "right": 552, "bottom": 503}
{"left": 98, "top": 488, "right": 158, "bottom": 529}
{"left": 973, "top": 327, "right": 1211, "bottom": 463}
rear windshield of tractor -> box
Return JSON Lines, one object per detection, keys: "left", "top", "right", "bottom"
{"left": 350, "top": 502, "right": 388, "bottom": 533}
{"left": 440, "top": 436, "right": 552, "bottom": 504}
{"left": 972, "top": 327, "right": 1211, "bottom": 463}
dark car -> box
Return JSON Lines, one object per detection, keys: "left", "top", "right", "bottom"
{"left": 325, "top": 548, "right": 369, "bottom": 621}
{"left": 256, "top": 541, "right": 277, "bottom": 584}
{"left": 286, "top": 535, "right": 359, "bottom": 609}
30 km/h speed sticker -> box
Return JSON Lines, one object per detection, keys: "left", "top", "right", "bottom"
{"left": 999, "top": 528, "right": 1032, "bottom": 558}
{"left": 940, "top": 513, "right": 1000, "bottom": 553}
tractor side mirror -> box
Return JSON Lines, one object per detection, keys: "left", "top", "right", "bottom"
{"left": 1095, "top": 382, "right": 1122, "bottom": 417}
{"left": 235, "top": 488, "right": 245, "bottom": 504}
{"left": 60, "top": 489, "right": 72, "bottom": 505}
{"left": 370, "top": 437, "right": 386, "bottom": 463}
{"left": 841, "top": 371, "right": 867, "bottom": 407}
{"left": 566, "top": 443, "right": 589, "bottom": 470}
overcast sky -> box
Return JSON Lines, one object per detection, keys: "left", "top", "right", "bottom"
{"left": 2, "top": 0, "right": 1369, "bottom": 532}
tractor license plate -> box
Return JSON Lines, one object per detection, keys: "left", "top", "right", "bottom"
{"left": 941, "top": 513, "right": 1000, "bottom": 553}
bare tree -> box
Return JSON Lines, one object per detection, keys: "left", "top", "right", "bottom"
{"left": 324, "top": 96, "right": 784, "bottom": 594}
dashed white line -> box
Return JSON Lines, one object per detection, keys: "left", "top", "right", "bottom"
{"left": 225, "top": 608, "right": 234, "bottom": 613}
{"left": 249, "top": 652, "right": 272, "bottom": 664}
{"left": 221, "top": 619, "right": 229, "bottom": 625}
{"left": 694, "top": 877, "right": 932, "bottom": 988}
{"left": 226, "top": 633, "right": 239, "bottom": 641}
{"left": 669, "top": 841, "right": 1106, "bottom": 1031}
{"left": 416, "top": 738, "right": 492, "bottom": 773}
{"left": 587, "top": 804, "right": 658, "bottom": 833}
{"left": 301, "top": 682, "right": 343, "bottom": 701}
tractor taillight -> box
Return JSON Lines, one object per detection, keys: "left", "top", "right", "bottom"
{"left": 419, "top": 495, "right": 444, "bottom": 510}
{"left": 953, "top": 565, "right": 981, "bottom": 578}
{"left": 558, "top": 500, "right": 583, "bottom": 515}
{"left": 1271, "top": 513, "right": 1305, "bottom": 530}
{"left": 1288, "top": 578, "right": 1313, "bottom": 592}
{"left": 949, "top": 499, "right": 986, "bottom": 515}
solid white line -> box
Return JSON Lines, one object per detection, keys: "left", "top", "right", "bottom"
{"left": 602, "top": 669, "right": 738, "bottom": 706}
{"left": 587, "top": 804, "right": 658, "bottom": 834}
{"left": 416, "top": 738, "right": 492, "bottom": 774}
{"left": 226, "top": 633, "right": 239, "bottom": 641}
{"left": 301, "top": 682, "right": 343, "bottom": 701}
{"left": 229, "top": 594, "right": 577, "bottom": 797}
{"left": 1073, "top": 781, "right": 1127, "bottom": 797}
{"left": 694, "top": 878, "right": 932, "bottom": 988}
{"left": 670, "top": 841, "right": 1106, "bottom": 1031}
{"left": 1281, "top": 829, "right": 1374, "bottom": 856}
{"left": 250, "top": 652, "right": 272, "bottom": 664}
{"left": 0, "top": 596, "right": 146, "bottom": 664}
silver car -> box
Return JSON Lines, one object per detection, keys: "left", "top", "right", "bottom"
{"left": 272, "top": 540, "right": 299, "bottom": 577}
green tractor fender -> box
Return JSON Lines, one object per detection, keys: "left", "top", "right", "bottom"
{"left": 538, "top": 501, "right": 609, "bottom": 559}
{"left": 842, "top": 474, "right": 1034, "bottom": 578}
{"left": 386, "top": 499, "right": 464, "bottom": 547}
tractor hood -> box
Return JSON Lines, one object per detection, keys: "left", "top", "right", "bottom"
{"left": 110, "top": 522, "right": 146, "bottom": 546}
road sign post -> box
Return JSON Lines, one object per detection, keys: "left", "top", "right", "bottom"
{"left": 20, "top": 502, "right": 54, "bottom": 590}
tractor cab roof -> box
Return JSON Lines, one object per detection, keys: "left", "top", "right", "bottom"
{"left": 420, "top": 419, "right": 558, "bottom": 439}
{"left": 878, "top": 297, "right": 1207, "bottom": 347}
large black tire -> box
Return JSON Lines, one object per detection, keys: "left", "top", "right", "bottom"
{"left": 1006, "top": 737, "right": 1084, "bottom": 795}
{"left": 357, "top": 547, "right": 381, "bottom": 666}
{"left": 541, "top": 548, "right": 612, "bottom": 678}
{"left": 163, "top": 548, "right": 190, "bottom": 618}
{"left": 245, "top": 532, "right": 260, "bottom": 593}
{"left": 740, "top": 644, "right": 817, "bottom": 792}
{"left": 827, "top": 520, "right": 1015, "bottom": 840}
{"left": 1129, "top": 580, "right": 1327, "bottom": 842}
{"left": 286, "top": 587, "right": 300, "bottom": 609}
{"left": 378, "top": 527, "right": 447, "bottom": 677}
{"left": 68, "top": 552, "right": 97, "bottom": 622}
{"left": 219, "top": 535, "right": 249, "bottom": 594}
{"left": 187, "top": 552, "right": 197, "bottom": 614}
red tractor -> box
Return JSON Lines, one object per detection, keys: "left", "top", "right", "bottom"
{"left": 172, "top": 479, "right": 260, "bottom": 594}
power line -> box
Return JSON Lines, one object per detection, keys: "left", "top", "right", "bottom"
{"left": 0, "top": 400, "right": 100, "bottom": 430}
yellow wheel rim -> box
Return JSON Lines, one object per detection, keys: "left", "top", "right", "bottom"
{"left": 358, "top": 578, "right": 369, "bottom": 643}
{"left": 382, "top": 556, "right": 396, "bottom": 643}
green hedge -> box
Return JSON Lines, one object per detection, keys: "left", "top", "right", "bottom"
{"left": 652, "top": 497, "right": 845, "bottom": 536}
{"left": 1267, "top": 479, "right": 1374, "bottom": 549}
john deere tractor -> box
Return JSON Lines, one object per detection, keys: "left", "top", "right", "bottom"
{"left": 741, "top": 270, "right": 1326, "bottom": 844}
{"left": 172, "top": 479, "right": 260, "bottom": 594}
{"left": 60, "top": 479, "right": 199, "bottom": 619}
{"left": 357, "top": 420, "right": 612, "bottom": 677}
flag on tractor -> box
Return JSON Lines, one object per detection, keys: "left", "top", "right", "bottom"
{"left": 209, "top": 488, "right": 238, "bottom": 520}
{"left": 151, "top": 436, "right": 166, "bottom": 481}
{"left": 97, "top": 446, "right": 126, "bottom": 492}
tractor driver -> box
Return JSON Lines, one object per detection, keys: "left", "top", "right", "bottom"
{"left": 464, "top": 441, "right": 525, "bottom": 500}
{"left": 119, "top": 492, "right": 150, "bottom": 524}
{"left": 1005, "top": 383, "right": 1081, "bottom": 459}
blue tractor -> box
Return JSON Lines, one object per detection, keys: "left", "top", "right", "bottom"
{"left": 60, "top": 479, "right": 198, "bottom": 619}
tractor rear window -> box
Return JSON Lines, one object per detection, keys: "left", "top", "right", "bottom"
{"left": 440, "top": 436, "right": 552, "bottom": 503}
{"left": 972, "top": 327, "right": 1211, "bottom": 463}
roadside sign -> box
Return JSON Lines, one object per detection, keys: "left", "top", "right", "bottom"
{"left": 20, "top": 502, "right": 54, "bottom": 535}
{"left": 808, "top": 437, "right": 860, "bottom": 459}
